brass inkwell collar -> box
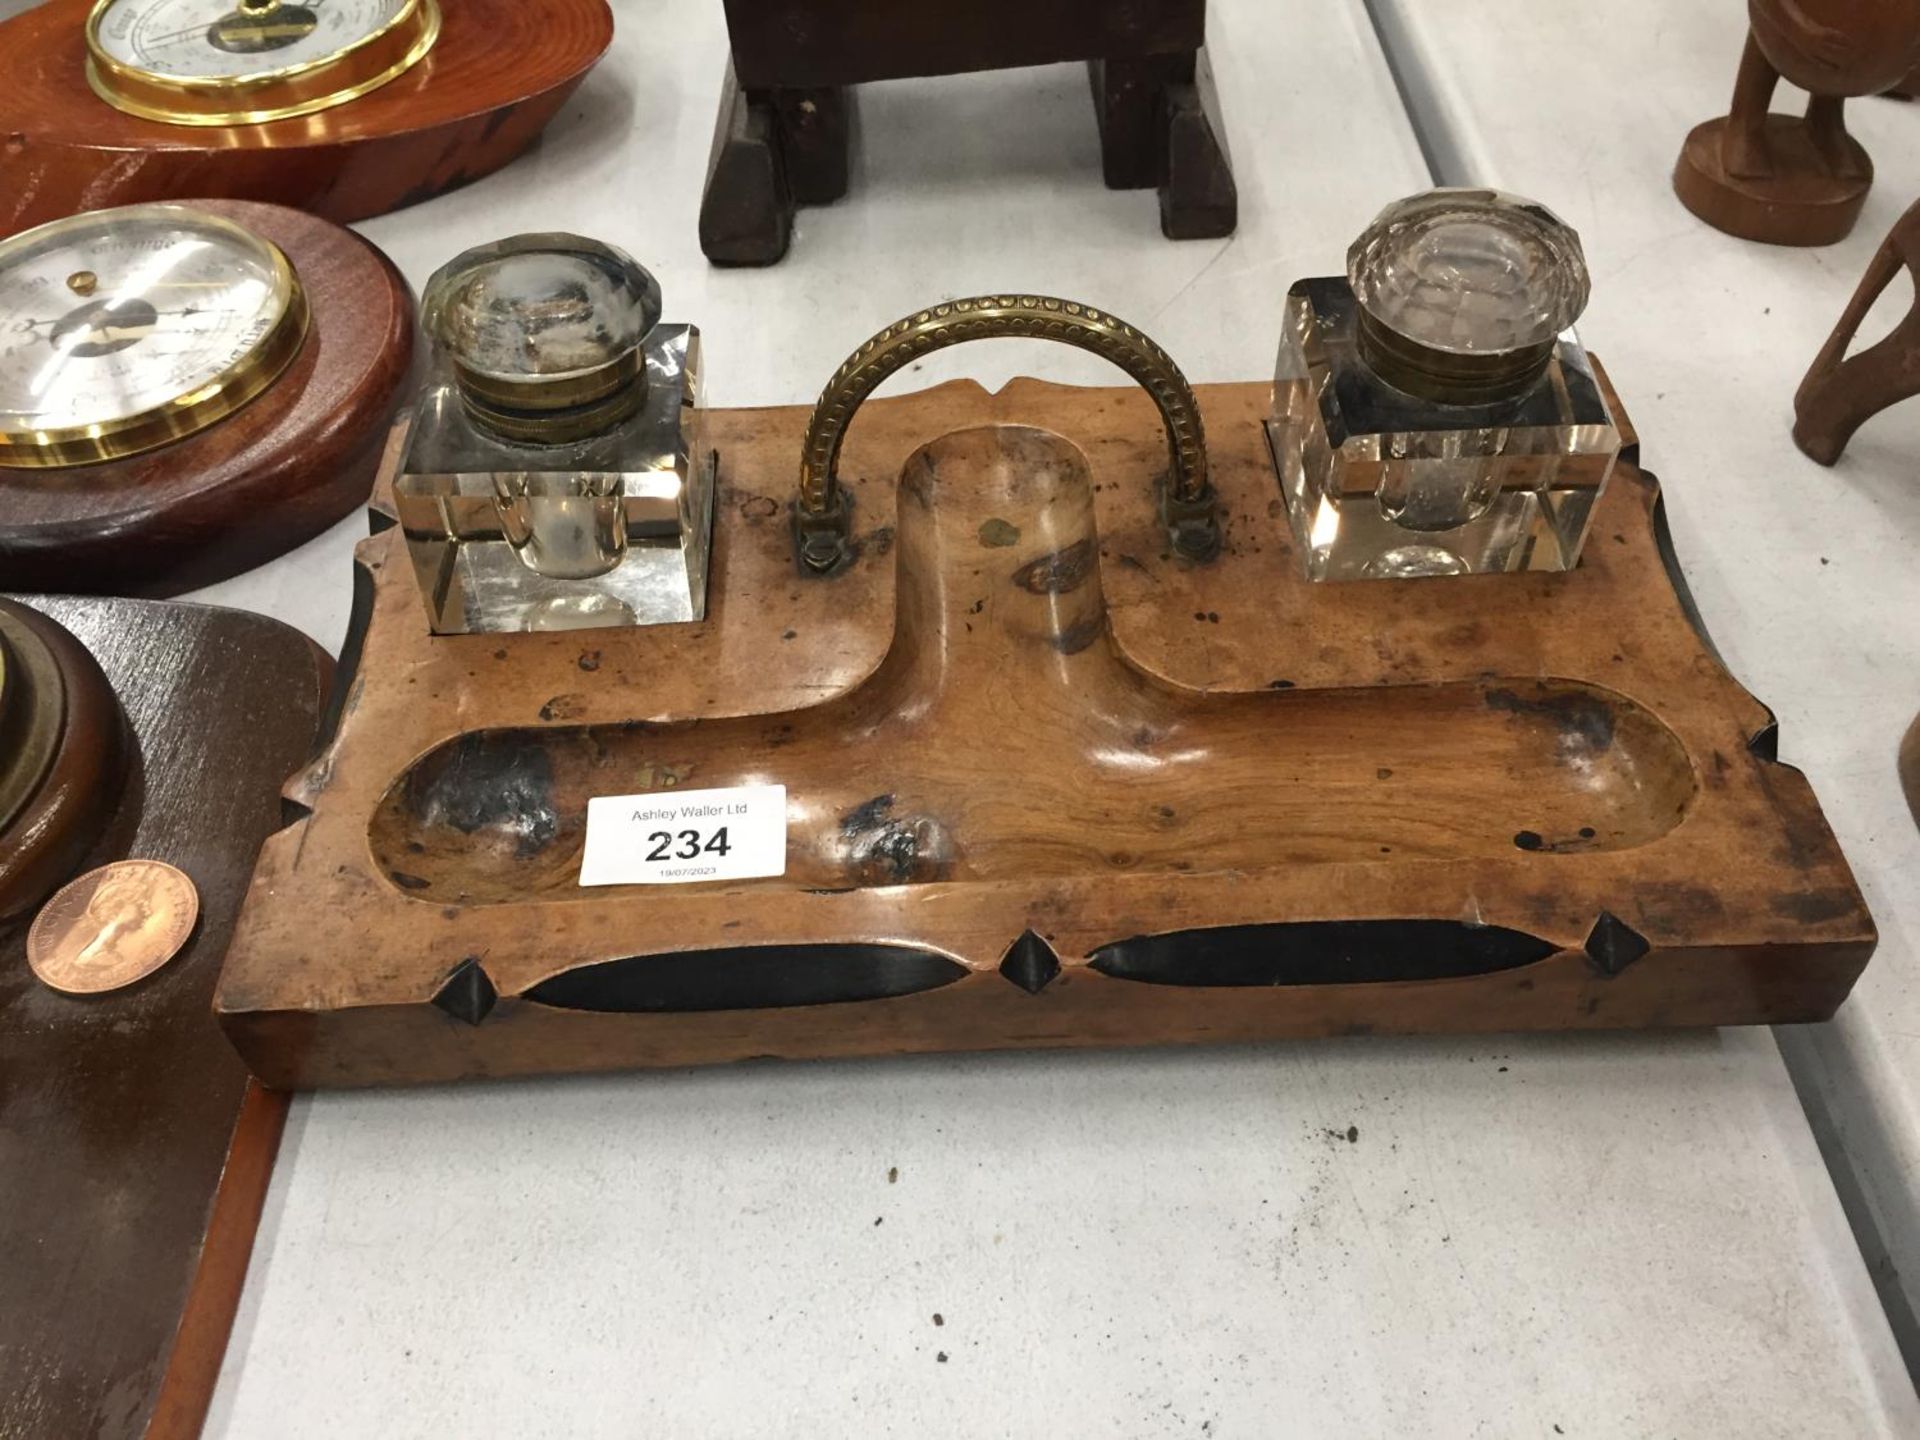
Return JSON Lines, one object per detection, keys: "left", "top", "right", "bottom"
{"left": 1348, "top": 188, "right": 1591, "bottom": 407}
{"left": 422, "top": 233, "right": 664, "bottom": 445}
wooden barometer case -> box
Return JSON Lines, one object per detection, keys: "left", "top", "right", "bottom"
{"left": 0, "top": 0, "right": 613, "bottom": 238}
{"left": 0, "top": 198, "right": 413, "bottom": 596}
{"left": 0, "top": 600, "right": 127, "bottom": 924}
{"left": 1, "top": 593, "right": 331, "bottom": 1438}
{"left": 216, "top": 199, "right": 1874, "bottom": 1089}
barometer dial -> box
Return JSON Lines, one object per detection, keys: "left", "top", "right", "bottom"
{"left": 0, "top": 203, "right": 308, "bottom": 468}
{"left": 85, "top": 0, "right": 440, "bottom": 125}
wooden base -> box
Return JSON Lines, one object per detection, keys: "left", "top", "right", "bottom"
{"left": 0, "top": 594, "right": 330, "bottom": 1440}
{"left": 1674, "top": 114, "right": 1872, "bottom": 246}
{"left": 0, "top": 600, "right": 127, "bottom": 921}
{"left": 0, "top": 0, "right": 612, "bottom": 238}
{"left": 216, "top": 373, "right": 1874, "bottom": 1088}
{"left": 0, "top": 201, "right": 414, "bottom": 596}
{"left": 699, "top": 41, "right": 1236, "bottom": 265}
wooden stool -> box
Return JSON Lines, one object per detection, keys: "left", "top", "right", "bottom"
{"left": 699, "top": 0, "right": 1237, "bottom": 265}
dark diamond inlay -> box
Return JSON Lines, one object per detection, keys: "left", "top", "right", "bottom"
{"left": 432, "top": 955, "right": 498, "bottom": 1025}
{"left": 999, "top": 930, "right": 1061, "bottom": 994}
{"left": 1584, "top": 912, "right": 1651, "bottom": 977}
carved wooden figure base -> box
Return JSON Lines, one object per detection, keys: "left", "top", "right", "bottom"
{"left": 1, "top": 594, "right": 330, "bottom": 1440}
{"left": 0, "top": 201, "right": 414, "bottom": 596}
{"left": 1794, "top": 194, "right": 1920, "bottom": 462}
{"left": 216, "top": 373, "right": 1873, "bottom": 1088}
{"left": 0, "top": 0, "right": 613, "bottom": 239}
{"left": 1674, "top": 113, "right": 1872, "bottom": 245}
{"left": 1674, "top": 13, "right": 1920, "bottom": 246}
{"left": 699, "top": 0, "right": 1235, "bottom": 265}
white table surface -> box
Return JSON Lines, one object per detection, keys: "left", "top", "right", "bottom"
{"left": 187, "top": 1, "right": 1920, "bottom": 1433}
{"left": 1373, "top": 0, "right": 1920, "bottom": 1373}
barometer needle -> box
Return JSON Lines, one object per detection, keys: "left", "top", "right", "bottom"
{"left": 138, "top": 22, "right": 231, "bottom": 45}
{"left": 137, "top": 2, "right": 325, "bottom": 48}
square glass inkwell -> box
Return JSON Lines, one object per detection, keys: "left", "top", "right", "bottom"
{"left": 1268, "top": 189, "right": 1620, "bottom": 582}
{"left": 393, "top": 233, "right": 713, "bottom": 634}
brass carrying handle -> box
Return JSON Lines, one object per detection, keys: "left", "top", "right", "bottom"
{"left": 791, "top": 295, "right": 1222, "bottom": 573}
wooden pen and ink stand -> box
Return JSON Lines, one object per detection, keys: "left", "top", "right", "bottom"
{"left": 216, "top": 301, "right": 1874, "bottom": 1088}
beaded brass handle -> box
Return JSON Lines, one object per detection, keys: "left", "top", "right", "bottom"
{"left": 792, "top": 295, "right": 1222, "bottom": 572}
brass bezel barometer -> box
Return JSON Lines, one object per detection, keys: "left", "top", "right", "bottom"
{"left": 83, "top": 0, "right": 441, "bottom": 127}
{"left": 0, "top": 196, "right": 413, "bottom": 595}
{"left": 0, "top": 203, "right": 310, "bottom": 469}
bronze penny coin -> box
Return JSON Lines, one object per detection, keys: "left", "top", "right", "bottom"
{"left": 26, "top": 860, "right": 199, "bottom": 995}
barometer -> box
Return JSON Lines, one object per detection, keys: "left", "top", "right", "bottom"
{"left": 0, "top": 0, "right": 612, "bottom": 238}
{"left": 0, "top": 600, "right": 124, "bottom": 925}
{"left": 0, "top": 199, "right": 413, "bottom": 595}
{"left": 0, "top": 204, "right": 308, "bottom": 467}
{"left": 85, "top": 0, "right": 440, "bottom": 125}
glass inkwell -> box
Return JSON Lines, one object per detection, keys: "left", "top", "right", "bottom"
{"left": 1267, "top": 189, "right": 1619, "bottom": 582}
{"left": 393, "top": 233, "right": 712, "bottom": 634}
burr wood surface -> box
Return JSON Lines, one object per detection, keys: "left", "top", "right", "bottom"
{"left": 217, "top": 377, "right": 1875, "bottom": 1088}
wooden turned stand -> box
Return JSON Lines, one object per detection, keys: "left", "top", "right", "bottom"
{"left": 0, "top": 600, "right": 127, "bottom": 922}
{"left": 699, "top": 0, "right": 1237, "bottom": 265}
